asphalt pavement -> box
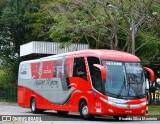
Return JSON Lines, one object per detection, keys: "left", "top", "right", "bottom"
{"left": 0, "top": 103, "right": 160, "bottom": 124}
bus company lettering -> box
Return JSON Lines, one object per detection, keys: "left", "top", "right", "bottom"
{"left": 46, "top": 78, "right": 59, "bottom": 88}
{"left": 34, "top": 79, "right": 59, "bottom": 88}
{"left": 34, "top": 79, "right": 45, "bottom": 88}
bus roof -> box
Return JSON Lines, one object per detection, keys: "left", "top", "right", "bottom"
{"left": 20, "top": 49, "right": 140, "bottom": 64}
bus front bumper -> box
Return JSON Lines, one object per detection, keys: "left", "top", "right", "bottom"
{"left": 95, "top": 97, "right": 147, "bottom": 116}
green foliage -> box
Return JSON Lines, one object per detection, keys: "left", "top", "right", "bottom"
{"left": 44, "top": 0, "right": 160, "bottom": 53}
{"left": 0, "top": 70, "right": 5, "bottom": 88}
{"left": 0, "top": 0, "right": 53, "bottom": 88}
{"left": 0, "top": 72, "right": 7, "bottom": 88}
{"left": 0, "top": 73, "right": 15, "bottom": 89}
{"left": 46, "top": 0, "right": 112, "bottom": 48}
{"left": 24, "top": 3, "right": 54, "bottom": 40}
{"left": 136, "top": 32, "right": 160, "bottom": 62}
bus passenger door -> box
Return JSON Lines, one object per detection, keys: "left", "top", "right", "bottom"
{"left": 87, "top": 57, "right": 104, "bottom": 113}
{"left": 72, "top": 57, "right": 90, "bottom": 110}
{"left": 92, "top": 66, "right": 105, "bottom": 114}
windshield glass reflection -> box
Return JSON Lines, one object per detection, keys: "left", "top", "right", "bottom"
{"left": 102, "top": 61, "right": 146, "bottom": 99}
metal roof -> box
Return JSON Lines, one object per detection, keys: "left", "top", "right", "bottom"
{"left": 20, "top": 41, "right": 89, "bottom": 57}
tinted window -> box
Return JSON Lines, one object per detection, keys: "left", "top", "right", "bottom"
{"left": 73, "top": 57, "right": 87, "bottom": 80}
{"left": 87, "top": 57, "right": 103, "bottom": 92}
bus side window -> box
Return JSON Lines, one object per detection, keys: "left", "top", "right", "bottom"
{"left": 65, "top": 58, "right": 74, "bottom": 77}
{"left": 73, "top": 57, "right": 87, "bottom": 81}
{"left": 94, "top": 68, "right": 103, "bottom": 92}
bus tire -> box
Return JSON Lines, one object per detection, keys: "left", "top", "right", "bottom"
{"left": 30, "top": 98, "right": 38, "bottom": 114}
{"left": 57, "top": 111, "right": 69, "bottom": 116}
{"left": 80, "top": 101, "right": 94, "bottom": 120}
{"left": 38, "top": 109, "right": 45, "bottom": 113}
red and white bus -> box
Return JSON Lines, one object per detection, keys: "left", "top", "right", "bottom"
{"left": 18, "top": 49, "right": 155, "bottom": 119}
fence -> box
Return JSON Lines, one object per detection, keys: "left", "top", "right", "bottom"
{"left": 0, "top": 87, "right": 17, "bottom": 102}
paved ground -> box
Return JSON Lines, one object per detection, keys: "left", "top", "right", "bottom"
{"left": 0, "top": 103, "right": 160, "bottom": 124}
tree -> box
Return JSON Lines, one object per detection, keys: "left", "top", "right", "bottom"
{"left": 42, "top": 0, "right": 118, "bottom": 49}
{"left": 43, "top": 0, "right": 160, "bottom": 55}
{"left": 106, "top": 0, "right": 160, "bottom": 55}
{"left": 0, "top": 0, "right": 27, "bottom": 86}
{"left": 24, "top": 0, "right": 54, "bottom": 41}
{"left": 0, "top": 0, "right": 53, "bottom": 87}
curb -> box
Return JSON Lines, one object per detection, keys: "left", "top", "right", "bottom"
{"left": 0, "top": 102, "right": 18, "bottom": 106}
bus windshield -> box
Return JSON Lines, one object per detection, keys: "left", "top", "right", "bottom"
{"left": 102, "top": 61, "right": 146, "bottom": 99}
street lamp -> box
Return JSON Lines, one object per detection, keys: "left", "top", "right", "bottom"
{"left": 107, "top": 4, "right": 155, "bottom": 55}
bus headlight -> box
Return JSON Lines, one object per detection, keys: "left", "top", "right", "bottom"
{"left": 100, "top": 97, "right": 115, "bottom": 105}
{"left": 100, "top": 97, "right": 108, "bottom": 103}
{"left": 140, "top": 101, "right": 146, "bottom": 106}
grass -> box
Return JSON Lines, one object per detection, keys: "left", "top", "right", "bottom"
{"left": 148, "top": 105, "right": 160, "bottom": 115}
{"left": 0, "top": 99, "right": 17, "bottom": 103}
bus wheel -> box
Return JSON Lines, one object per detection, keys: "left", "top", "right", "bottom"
{"left": 80, "top": 101, "right": 94, "bottom": 120}
{"left": 30, "top": 98, "right": 38, "bottom": 114}
{"left": 57, "top": 111, "right": 69, "bottom": 116}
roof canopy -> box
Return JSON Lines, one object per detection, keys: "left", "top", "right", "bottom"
{"left": 20, "top": 41, "right": 89, "bottom": 57}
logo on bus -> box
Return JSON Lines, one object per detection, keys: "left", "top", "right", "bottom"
{"left": 127, "top": 104, "right": 130, "bottom": 108}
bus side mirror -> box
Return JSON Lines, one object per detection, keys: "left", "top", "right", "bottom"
{"left": 93, "top": 64, "right": 107, "bottom": 81}
{"left": 144, "top": 67, "right": 155, "bottom": 82}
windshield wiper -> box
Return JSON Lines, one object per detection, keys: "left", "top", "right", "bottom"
{"left": 105, "top": 92, "right": 120, "bottom": 98}
{"left": 117, "top": 78, "right": 126, "bottom": 98}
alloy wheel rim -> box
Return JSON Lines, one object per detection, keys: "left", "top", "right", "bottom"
{"left": 32, "top": 101, "right": 35, "bottom": 111}
{"left": 82, "top": 106, "right": 88, "bottom": 115}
